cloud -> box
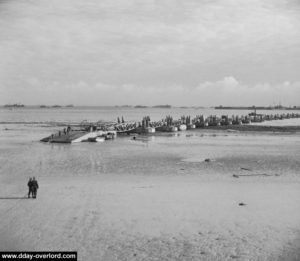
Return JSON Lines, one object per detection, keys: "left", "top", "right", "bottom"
{"left": 196, "top": 77, "right": 239, "bottom": 91}
{"left": 195, "top": 77, "right": 300, "bottom": 106}
{"left": 3, "top": 75, "right": 299, "bottom": 107}
{"left": 0, "top": 0, "right": 300, "bottom": 105}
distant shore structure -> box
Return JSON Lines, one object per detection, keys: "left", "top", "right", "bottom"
{"left": 39, "top": 105, "right": 75, "bottom": 108}
{"left": 134, "top": 105, "right": 148, "bottom": 108}
{"left": 2, "top": 104, "right": 300, "bottom": 110}
{"left": 152, "top": 105, "right": 172, "bottom": 108}
{"left": 133, "top": 105, "right": 173, "bottom": 108}
{"left": 4, "top": 103, "right": 25, "bottom": 108}
{"left": 215, "top": 105, "right": 300, "bottom": 110}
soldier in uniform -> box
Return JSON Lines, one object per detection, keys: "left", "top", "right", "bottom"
{"left": 31, "top": 177, "right": 39, "bottom": 199}
{"left": 27, "top": 177, "right": 33, "bottom": 198}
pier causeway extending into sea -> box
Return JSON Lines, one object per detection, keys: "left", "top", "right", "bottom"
{"left": 41, "top": 112, "right": 300, "bottom": 143}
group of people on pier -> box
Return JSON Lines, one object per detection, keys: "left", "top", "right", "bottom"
{"left": 43, "top": 111, "right": 300, "bottom": 142}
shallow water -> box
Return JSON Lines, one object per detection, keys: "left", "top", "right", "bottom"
{"left": 1, "top": 127, "right": 300, "bottom": 185}
{"left": 1, "top": 106, "right": 299, "bottom": 124}
{"left": 1, "top": 108, "right": 300, "bottom": 260}
{"left": 1, "top": 107, "right": 300, "bottom": 185}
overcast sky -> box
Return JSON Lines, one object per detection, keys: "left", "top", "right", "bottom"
{"left": 0, "top": 0, "right": 299, "bottom": 106}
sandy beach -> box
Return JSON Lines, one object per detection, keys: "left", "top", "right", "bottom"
{"left": 1, "top": 0, "right": 300, "bottom": 259}
{"left": 1, "top": 176, "right": 300, "bottom": 261}
{"left": 1, "top": 127, "right": 300, "bottom": 261}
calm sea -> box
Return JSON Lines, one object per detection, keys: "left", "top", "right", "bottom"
{"left": 0, "top": 106, "right": 299, "bottom": 188}
{"left": 1, "top": 106, "right": 298, "bottom": 124}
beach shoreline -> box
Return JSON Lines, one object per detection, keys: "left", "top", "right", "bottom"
{"left": 1, "top": 175, "right": 300, "bottom": 261}
{"left": 0, "top": 123, "right": 300, "bottom": 261}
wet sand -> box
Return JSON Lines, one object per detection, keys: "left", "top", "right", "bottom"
{"left": 1, "top": 176, "right": 300, "bottom": 261}
{"left": 0, "top": 130, "right": 300, "bottom": 261}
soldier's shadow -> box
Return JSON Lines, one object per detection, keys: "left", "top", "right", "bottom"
{"left": 0, "top": 197, "right": 29, "bottom": 199}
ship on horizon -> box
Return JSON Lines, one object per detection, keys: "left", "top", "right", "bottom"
{"left": 4, "top": 103, "right": 25, "bottom": 108}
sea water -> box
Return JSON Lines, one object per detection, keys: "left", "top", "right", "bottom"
{"left": 0, "top": 107, "right": 299, "bottom": 187}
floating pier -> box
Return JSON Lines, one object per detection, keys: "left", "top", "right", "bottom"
{"left": 41, "top": 128, "right": 116, "bottom": 143}
{"left": 41, "top": 111, "right": 300, "bottom": 143}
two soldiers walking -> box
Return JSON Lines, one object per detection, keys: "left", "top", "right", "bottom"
{"left": 27, "top": 177, "right": 39, "bottom": 199}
